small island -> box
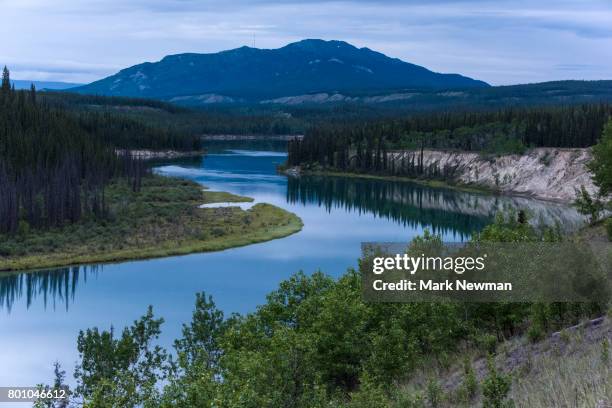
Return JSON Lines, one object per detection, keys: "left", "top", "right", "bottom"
{"left": 0, "top": 176, "right": 302, "bottom": 271}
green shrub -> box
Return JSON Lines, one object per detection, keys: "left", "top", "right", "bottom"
{"left": 211, "top": 227, "right": 226, "bottom": 237}
{"left": 478, "top": 333, "right": 498, "bottom": 354}
{"left": 461, "top": 357, "right": 478, "bottom": 400}
{"left": 527, "top": 323, "right": 545, "bottom": 343}
{"left": 348, "top": 377, "right": 390, "bottom": 408}
{"left": 426, "top": 378, "right": 443, "bottom": 408}
{"left": 482, "top": 356, "right": 513, "bottom": 408}
{"left": 391, "top": 390, "right": 426, "bottom": 408}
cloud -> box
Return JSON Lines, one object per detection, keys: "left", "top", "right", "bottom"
{"left": 2, "top": 0, "right": 611, "bottom": 85}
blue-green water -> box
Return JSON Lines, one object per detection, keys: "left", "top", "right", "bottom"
{"left": 0, "top": 147, "right": 584, "bottom": 388}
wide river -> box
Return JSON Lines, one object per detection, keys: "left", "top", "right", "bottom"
{"left": 0, "top": 144, "right": 585, "bottom": 390}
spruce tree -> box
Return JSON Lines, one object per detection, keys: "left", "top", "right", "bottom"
{"left": 588, "top": 119, "right": 612, "bottom": 197}
{"left": 30, "top": 83, "right": 36, "bottom": 104}
{"left": 1, "top": 66, "right": 10, "bottom": 93}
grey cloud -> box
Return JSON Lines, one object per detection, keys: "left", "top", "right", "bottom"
{"left": 3, "top": 0, "right": 612, "bottom": 84}
{"left": 555, "top": 64, "right": 603, "bottom": 71}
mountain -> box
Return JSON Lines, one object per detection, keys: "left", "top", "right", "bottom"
{"left": 71, "top": 39, "right": 488, "bottom": 103}
{"left": 12, "top": 80, "right": 83, "bottom": 90}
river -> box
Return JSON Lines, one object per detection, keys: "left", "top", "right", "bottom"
{"left": 0, "top": 144, "right": 585, "bottom": 391}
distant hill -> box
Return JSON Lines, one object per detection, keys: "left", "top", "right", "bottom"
{"left": 12, "top": 80, "right": 83, "bottom": 90}
{"left": 71, "top": 39, "right": 488, "bottom": 102}
{"left": 43, "top": 80, "right": 612, "bottom": 138}
{"left": 254, "top": 80, "right": 612, "bottom": 108}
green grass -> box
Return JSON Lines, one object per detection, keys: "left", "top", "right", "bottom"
{"left": 0, "top": 176, "right": 302, "bottom": 271}
{"left": 201, "top": 189, "right": 254, "bottom": 204}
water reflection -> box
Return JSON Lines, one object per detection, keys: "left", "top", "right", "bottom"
{"left": 204, "top": 139, "right": 289, "bottom": 153}
{"left": 287, "top": 174, "right": 586, "bottom": 236}
{"left": 287, "top": 175, "right": 488, "bottom": 239}
{"left": 0, "top": 149, "right": 585, "bottom": 318}
{"left": 0, "top": 266, "right": 98, "bottom": 312}
{"left": 0, "top": 148, "right": 588, "bottom": 387}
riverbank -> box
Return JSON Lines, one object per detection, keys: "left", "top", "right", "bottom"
{"left": 117, "top": 149, "right": 206, "bottom": 160}
{"left": 285, "top": 148, "right": 598, "bottom": 203}
{"left": 202, "top": 134, "right": 303, "bottom": 141}
{"left": 0, "top": 176, "right": 303, "bottom": 272}
{"left": 287, "top": 168, "right": 497, "bottom": 196}
{"left": 201, "top": 189, "right": 254, "bottom": 204}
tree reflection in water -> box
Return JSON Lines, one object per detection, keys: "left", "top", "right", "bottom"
{"left": 286, "top": 175, "right": 584, "bottom": 240}
{"left": 0, "top": 265, "right": 99, "bottom": 312}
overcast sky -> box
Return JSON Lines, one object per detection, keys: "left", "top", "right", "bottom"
{"left": 2, "top": 0, "right": 611, "bottom": 85}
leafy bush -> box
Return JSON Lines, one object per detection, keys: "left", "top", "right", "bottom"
{"left": 478, "top": 333, "right": 499, "bottom": 355}
{"left": 426, "top": 378, "right": 443, "bottom": 408}
{"left": 482, "top": 356, "right": 513, "bottom": 408}
{"left": 391, "top": 390, "right": 426, "bottom": 408}
{"left": 73, "top": 306, "right": 168, "bottom": 406}
{"left": 461, "top": 357, "right": 478, "bottom": 401}
{"left": 527, "top": 323, "right": 545, "bottom": 343}
{"left": 347, "top": 376, "right": 390, "bottom": 408}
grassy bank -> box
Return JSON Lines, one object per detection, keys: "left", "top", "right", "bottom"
{"left": 0, "top": 176, "right": 302, "bottom": 271}
{"left": 201, "top": 189, "right": 254, "bottom": 204}
{"left": 395, "top": 316, "right": 611, "bottom": 407}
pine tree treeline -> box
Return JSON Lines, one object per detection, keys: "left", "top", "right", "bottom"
{"left": 42, "top": 91, "right": 187, "bottom": 113}
{"left": 0, "top": 68, "right": 147, "bottom": 234}
{"left": 287, "top": 103, "right": 612, "bottom": 174}
{"left": 38, "top": 93, "right": 201, "bottom": 151}
{"left": 43, "top": 92, "right": 304, "bottom": 137}
{"left": 77, "top": 111, "right": 201, "bottom": 151}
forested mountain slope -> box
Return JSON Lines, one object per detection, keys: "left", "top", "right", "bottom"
{"left": 71, "top": 39, "right": 488, "bottom": 100}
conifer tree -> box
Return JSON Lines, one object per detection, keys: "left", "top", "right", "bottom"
{"left": 588, "top": 119, "right": 612, "bottom": 197}
{"left": 0, "top": 66, "right": 149, "bottom": 234}
{"left": 1, "top": 66, "right": 10, "bottom": 93}
{"left": 30, "top": 83, "right": 36, "bottom": 104}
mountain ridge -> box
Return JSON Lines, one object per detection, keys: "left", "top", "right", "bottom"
{"left": 71, "top": 39, "right": 489, "bottom": 102}
{"left": 13, "top": 79, "right": 83, "bottom": 90}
